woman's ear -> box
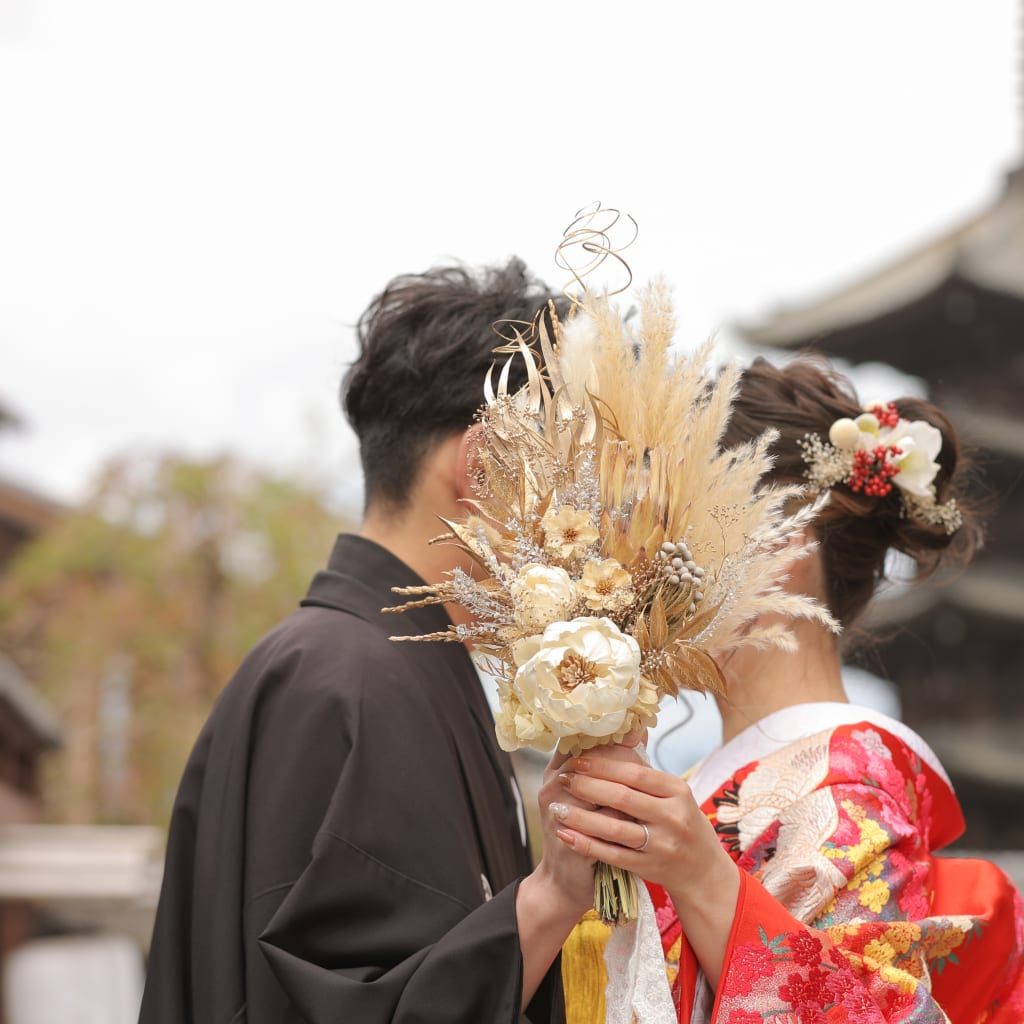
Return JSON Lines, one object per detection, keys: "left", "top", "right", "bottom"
{"left": 454, "top": 424, "right": 485, "bottom": 503}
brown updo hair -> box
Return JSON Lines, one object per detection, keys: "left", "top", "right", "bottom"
{"left": 721, "top": 356, "right": 983, "bottom": 629}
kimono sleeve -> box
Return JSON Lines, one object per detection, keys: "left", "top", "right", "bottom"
{"left": 708, "top": 780, "right": 1024, "bottom": 1023}
{"left": 257, "top": 850, "right": 555, "bottom": 1023}
{"left": 243, "top": 625, "right": 562, "bottom": 1023}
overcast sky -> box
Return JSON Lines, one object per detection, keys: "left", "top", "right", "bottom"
{"left": 1, "top": 1, "right": 1019, "bottom": 513}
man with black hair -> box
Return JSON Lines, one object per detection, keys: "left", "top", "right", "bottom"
{"left": 140, "top": 260, "right": 593, "bottom": 1023}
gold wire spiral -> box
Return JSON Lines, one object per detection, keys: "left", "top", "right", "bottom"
{"left": 555, "top": 201, "right": 638, "bottom": 304}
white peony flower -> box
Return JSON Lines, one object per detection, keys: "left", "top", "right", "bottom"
{"left": 509, "top": 563, "right": 577, "bottom": 633}
{"left": 511, "top": 616, "right": 643, "bottom": 743}
{"left": 887, "top": 419, "right": 942, "bottom": 497}
{"left": 541, "top": 505, "right": 599, "bottom": 561}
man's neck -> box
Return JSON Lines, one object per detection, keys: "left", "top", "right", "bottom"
{"left": 360, "top": 515, "right": 449, "bottom": 586}
{"left": 360, "top": 517, "right": 479, "bottom": 632}
{"left": 359, "top": 438, "right": 479, "bottom": 630}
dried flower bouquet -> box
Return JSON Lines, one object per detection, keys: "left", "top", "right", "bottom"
{"left": 388, "top": 209, "right": 835, "bottom": 922}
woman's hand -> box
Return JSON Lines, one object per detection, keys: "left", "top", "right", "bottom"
{"left": 530, "top": 731, "right": 648, "bottom": 907}
{"left": 550, "top": 751, "right": 721, "bottom": 898}
{"left": 551, "top": 749, "right": 740, "bottom": 988}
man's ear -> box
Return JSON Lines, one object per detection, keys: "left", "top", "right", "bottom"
{"left": 454, "top": 424, "right": 485, "bottom": 503}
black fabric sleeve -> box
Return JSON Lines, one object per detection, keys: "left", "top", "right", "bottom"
{"left": 258, "top": 853, "right": 529, "bottom": 1023}
{"left": 243, "top": 620, "right": 563, "bottom": 1023}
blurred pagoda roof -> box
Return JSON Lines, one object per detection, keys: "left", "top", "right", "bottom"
{"left": 868, "top": 564, "right": 1024, "bottom": 627}
{"left": 0, "top": 397, "right": 62, "bottom": 565}
{"left": 0, "top": 474, "right": 62, "bottom": 573}
{"left": 0, "top": 410, "right": 64, "bottom": 754}
{"left": 740, "top": 164, "right": 1024, "bottom": 365}
{"left": 736, "top": 157, "right": 1024, "bottom": 849}
{"left": 0, "top": 654, "right": 61, "bottom": 751}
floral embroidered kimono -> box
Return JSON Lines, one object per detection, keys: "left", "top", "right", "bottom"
{"left": 562, "top": 703, "right": 1024, "bottom": 1023}
{"left": 649, "top": 703, "right": 1024, "bottom": 1023}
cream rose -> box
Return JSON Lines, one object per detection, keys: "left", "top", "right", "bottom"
{"left": 509, "top": 563, "right": 577, "bottom": 633}
{"left": 511, "top": 616, "right": 643, "bottom": 744}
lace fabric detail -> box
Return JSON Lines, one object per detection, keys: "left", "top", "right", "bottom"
{"left": 603, "top": 883, "right": 676, "bottom": 1024}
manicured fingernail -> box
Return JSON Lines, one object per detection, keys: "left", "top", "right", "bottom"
{"left": 570, "top": 758, "right": 591, "bottom": 772}
{"left": 549, "top": 802, "right": 569, "bottom": 821}
{"left": 557, "top": 772, "right": 574, "bottom": 788}
{"left": 556, "top": 829, "right": 577, "bottom": 848}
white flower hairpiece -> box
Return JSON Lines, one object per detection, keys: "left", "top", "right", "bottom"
{"left": 798, "top": 402, "right": 962, "bottom": 534}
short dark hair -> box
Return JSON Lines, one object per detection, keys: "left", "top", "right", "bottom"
{"left": 342, "top": 258, "right": 567, "bottom": 512}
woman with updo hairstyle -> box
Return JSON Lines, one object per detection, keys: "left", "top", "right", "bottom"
{"left": 721, "top": 357, "right": 983, "bottom": 633}
{"left": 558, "top": 357, "right": 1023, "bottom": 1024}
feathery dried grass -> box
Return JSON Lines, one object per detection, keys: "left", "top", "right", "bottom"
{"left": 387, "top": 280, "right": 837, "bottom": 718}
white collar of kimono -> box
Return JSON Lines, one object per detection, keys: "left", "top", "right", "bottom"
{"left": 687, "top": 702, "right": 950, "bottom": 807}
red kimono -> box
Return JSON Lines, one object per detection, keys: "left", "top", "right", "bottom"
{"left": 649, "top": 708, "right": 1024, "bottom": 1023}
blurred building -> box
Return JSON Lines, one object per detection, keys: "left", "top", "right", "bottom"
{"left": 0, "top": 456, "right": 63, "bottom": 1021}
{"left": 0, "top": 407, "right": 63, "bottom": 798}
{"left": 0, "top": 443, "right": 63, "bottom": 816}
{"left": 0, "top": 417, "right": 59, "bottom": 574}
{"left": 742, "top": 162, "right": 1024, "bottom": 849}
{"left": 0, "top": 411, "right": 159, "bottom": 1022}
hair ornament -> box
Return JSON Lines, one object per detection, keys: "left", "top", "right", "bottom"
{"left": 798, "top": 402, "right": 963, "bottom": 534}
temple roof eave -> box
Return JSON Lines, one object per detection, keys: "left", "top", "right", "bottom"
{"left": 864, "top": 563, "right": 1024, "bottom": 628}
{"left": 740, "top": 166, "right": 1024, "bottom": 350}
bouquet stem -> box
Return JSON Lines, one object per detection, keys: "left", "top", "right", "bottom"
{"left": 594, "top": 861, "right": 640, "bottom": 925}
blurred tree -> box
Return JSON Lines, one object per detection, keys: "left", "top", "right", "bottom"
{"left": 0, "top": 452, "right": 349, "bottom": 827}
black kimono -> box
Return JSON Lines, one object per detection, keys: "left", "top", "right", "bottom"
{"left": 139, "top": 534, "right": 564, "bottom": 1023}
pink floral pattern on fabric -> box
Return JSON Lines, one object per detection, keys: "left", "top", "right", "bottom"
{"left": 648, "top": 870, "right": 683, "bottom": 989}
{"left": 716, "top": 922, "right": 957, "bottom": 1023}
{"left": 653, "top": 723, "right": 1024, "bottom": 1023}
